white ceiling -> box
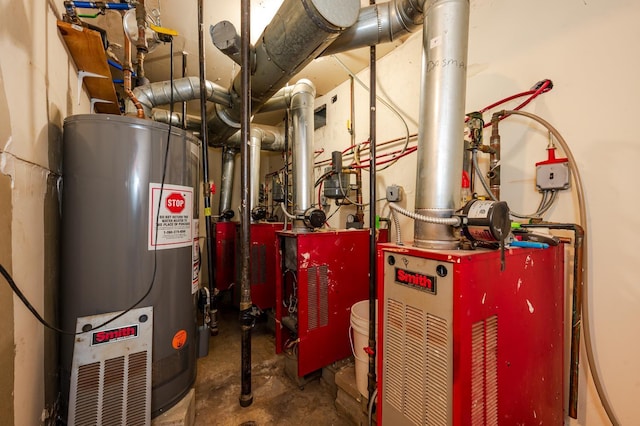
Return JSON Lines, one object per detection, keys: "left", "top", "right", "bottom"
{"left": 97, "top": 0, "right": 408, "bottom": 121}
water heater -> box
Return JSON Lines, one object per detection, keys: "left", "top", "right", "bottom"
{"left": 377, "top": 243, "right": 565, "bottom": 425}
{"left": 60, "top": 114, "right": 200, "bottom": 420}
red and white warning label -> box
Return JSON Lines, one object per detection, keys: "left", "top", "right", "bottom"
{"left": 148, "top": 183, "right": 193, "bottom": 250}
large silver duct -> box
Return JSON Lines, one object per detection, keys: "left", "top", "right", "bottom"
{"left": 249, "top": 129, "right": 262, "bottom": 220}
{"left": 125, "top": 76, "right": 231, "bottom": 117}
{"left": 219, "top": 146, "right": 239, "bottom": 215}
{"left": 290, "top": 79, "right": 316, "bottom": 231}
{"left": 218, "top": 126, "right": 285, "bottom": 216}
{"left": 414, "top": 0, "right": 469, "bottom": 249}
{"left": 320, "top": 0, "right": 424, "bottom": 56}
{"left": 207, "top": 0, "right": 360, "bottom": 146}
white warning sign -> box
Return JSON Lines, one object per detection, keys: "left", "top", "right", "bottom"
{"left": 148, "top": 183, "right": 193, "bottom": 250}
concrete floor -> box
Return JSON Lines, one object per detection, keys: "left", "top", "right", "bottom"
{"left": 193, "top": 303, "right": 352, "bottom": 426}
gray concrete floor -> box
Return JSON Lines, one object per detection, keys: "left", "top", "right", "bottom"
{"left": 193, "top": 303, "right": 351, "bottom": 426}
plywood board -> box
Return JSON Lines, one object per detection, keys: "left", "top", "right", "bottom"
{"left": 57, "top": 20, "right": 120, "bottom": 114}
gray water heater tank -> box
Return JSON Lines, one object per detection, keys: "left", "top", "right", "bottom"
{"left": 59, "top": 114, "right": 200, "bottom": 418}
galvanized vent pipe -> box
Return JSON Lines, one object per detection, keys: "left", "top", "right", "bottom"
{"left": 207, "top": 0, "right": 360, "bottom": 146}
{"left": 125, "top": 76, "right": 231, "bottom": 117}
{"left": 289, "top": 79, "right": 316, "bottom": 231}
{"left": 219, "top": 146, "right": 239, "bottom": 216}
{"left": 320, "top": 0, "right": 424, "bottom": 56}
{"left": 413, "top": 0, "right": 470, "bottom": 249}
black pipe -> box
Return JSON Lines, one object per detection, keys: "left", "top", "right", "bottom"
{"left": 520, "top": 222, "right": 584, "bottom": 419}
{"left": 197, "top": 0, "right": 217, "bottom": 335}
{"left": 367, "top": 0, "right": 378, "bottom": 403}
{"left": 239, "top": 0, "right": 253, "bottom": 408}
{"left": 182, "top": 52, "right": 187, "bottom": 129}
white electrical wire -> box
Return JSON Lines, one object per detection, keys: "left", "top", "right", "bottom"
{"left": 388, "top": 202, "right": 461, "bottom": 226}
{"left": 332, "top": 55, "right": 411, "bottom": 171}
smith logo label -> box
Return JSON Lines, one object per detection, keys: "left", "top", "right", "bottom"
{"left": 91, "top": 325, "right": 139, "bottom": 346}
{"left": 395, "top": 268, "right": 437, "bottom": 294}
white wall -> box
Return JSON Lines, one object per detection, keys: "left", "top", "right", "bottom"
{"left": 313, "top": 0, "right": 638, "bottom": 424}
{"left": 0, "top": 0, "right": 90, "bottom": 424}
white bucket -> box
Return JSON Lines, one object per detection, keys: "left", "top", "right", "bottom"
{"left": 350, "top": 299, "right": 378, "bottom": 398}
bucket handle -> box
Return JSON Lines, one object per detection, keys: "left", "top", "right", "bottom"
{"left": 349, "top": 325, "right": 368, "bottom": 363}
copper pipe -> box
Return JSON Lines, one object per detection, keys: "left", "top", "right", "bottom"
{"left": 123, "top": 33, "right": 144, "bottom": 118}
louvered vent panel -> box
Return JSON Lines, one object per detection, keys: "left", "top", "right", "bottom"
{"left": 74, "top": 362, "right": 100, "bottom": 425}
{"left": 307, "top": 266, "right": 318, "bottom": 330}
{"left": 69, "top": 307, "right": 152, "bottom": 426}
{"left": 319, "top": 265, "right": 329, "bottom": 327}
{"left": 404, "top": 305, "right": 426, "bottom": 426}
{"left": 251, "top": 245, "right": 267, "bottom": 285}
{"left": 485, "top": 316, "right": 499, "bottom": 426}
{"left": 425, "top": 313, "right": 448, "bottom": 426}
{"left": 127, "top": 351, "right": 149, "bottom": 426}
{"left": 101, "top": 356, "right": 125, "bottom": 426}
{"left": 385, "top": 298, "right": 405, "bottom": 412}
{"left": 471, "top": 321, "right": 485, "bottom": 426}
{"left": 470, "top": 315, "right": 499, "bottom": 426}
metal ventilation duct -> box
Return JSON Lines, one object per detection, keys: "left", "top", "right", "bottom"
{"left": 320, "top": 0, "right": 424, "bottom": 56}
{"left": 207, "top": 0, "right": 360, "bottom": 146}
{"left": 414, "top": 0, "right": 470, "bottom": 249}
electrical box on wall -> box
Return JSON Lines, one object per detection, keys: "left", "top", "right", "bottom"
{"left": 386, "top": 185, "right": 403, "bottom": 202}
{"left": 536, "top": 149, "right": 570, "bottom": 191}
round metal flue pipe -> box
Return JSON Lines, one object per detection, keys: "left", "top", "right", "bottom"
{"left": 320, "top": 0, "right": 424, "bottom": 56}
{"left": 219, "top": 146, "right": 239, "bottom": 216}
{"left": 414, "top": 0, "right": 470, "bottom": 249}
{"left": 290, "top": 79, "right": 316, "bottom": 231}
{"left": 207, "top": 0, "right": 360, "bottom": 146}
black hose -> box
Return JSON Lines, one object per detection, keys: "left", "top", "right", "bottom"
{"left": 238, "top": 0, "right": 254, "bottom": 408}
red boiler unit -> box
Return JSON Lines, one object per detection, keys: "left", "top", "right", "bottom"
{"left": 377, "top": 243, "right": 565, "bottom": 425}
{"left": 275, "top": 229, "right": 371, "bottom": 378}
{"left": 247, "top": 222, "right": 286, "bottom": 310}
{"left": 212, "top": 221, "right": 237, "bottom": 291}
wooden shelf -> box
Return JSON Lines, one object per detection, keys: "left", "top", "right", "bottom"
{"left": 57, "top": 20, "right": 120, "bottom": 115}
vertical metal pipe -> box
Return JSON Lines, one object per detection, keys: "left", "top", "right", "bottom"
{"left": 290, "top": 79, "right": 316, "bottom": 231}
{"left": 249, "top": 129, "right": 263, "bottom": 219}
{"left": 197, "top": 0, "right": 216, "bottom": 333}
{"left": 283, "top": 111, "right": 290, "bottom": 229}
{"left": 182, "top": 52, "right": 188, "bottom": 129}
{"left": 489, "top": 114, "right": 501, "bottom": 200}
{"left": 219, "top": 146, "right": 238, "bottom": 216}
{"left": 239, "top": 0, "right": 253, "bottom": 408}
{"left": 367, "top": 0, "right": 378, "bottom": 403}
{"left": 414, "top": 0, "right": 469, "bottom": 249}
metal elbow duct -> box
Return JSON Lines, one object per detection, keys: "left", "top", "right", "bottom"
{"left": 219, "top": 146, "right": 239, "bottom": 216}
{"left": 208, "top": 0, "right": 360, "bottom": 145}
{"left": 290, "top": 79, "right": 316, "bottom": 231}
{"left": 125, "top": 76, "right": 231, "bottom": 117}
{"left": 224, "top": 125, "right": 285, "bottom": 152}
{"left": 321, "top": 0, "right": 424, "bottom": 56}
{"left": 414, "top": 0, "right": 470, "bottom": 249}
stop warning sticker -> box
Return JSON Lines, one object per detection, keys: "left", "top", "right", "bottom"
{"left": 149, "top": 183, "right": 193, "bottom": 250}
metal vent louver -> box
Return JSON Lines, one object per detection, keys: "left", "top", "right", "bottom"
{"left": 251, "top": 244, "right": 267, "bottom": 285}
{"left": 307, "top": 265, "right": 329, "bottom": 330}
{"left": 471, "top": 315, "right": 498, "bottom": 426}
{"left": 385, "top": 298, "right": 405, "bottom": 412}
{"left": 425, "top": 313, "right": 448, "bottom": 425}
{"left": 385, "top": 298, "right": 449, "bottom": 426}
{"left": 68, "top": 307, "right": 153, "bottom": 426}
